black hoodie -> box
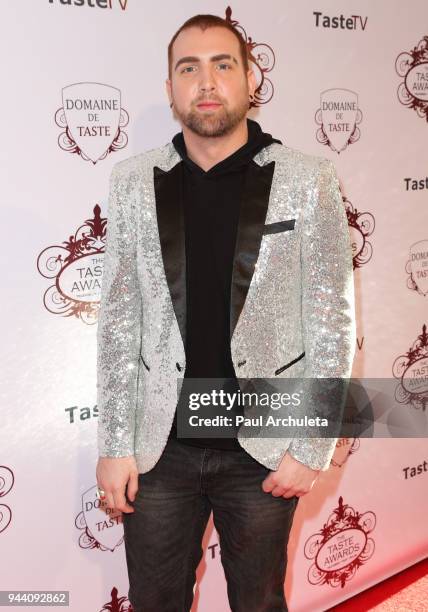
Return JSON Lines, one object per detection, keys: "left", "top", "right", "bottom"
{"left": 169, "top": 118, "right": 282, "bottom": 450}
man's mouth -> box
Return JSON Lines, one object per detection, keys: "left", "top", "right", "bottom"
{"left": 196, "top": 101, "right": 222, "bottom": 110}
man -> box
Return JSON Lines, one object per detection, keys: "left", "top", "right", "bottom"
{"left": 95, "top": 13, "right": 356, "bottom": 612}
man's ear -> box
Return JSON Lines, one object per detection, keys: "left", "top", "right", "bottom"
{"left": 247, "top": 68, "right": 257, "bottom": 97}
{"left": 165, "top": 78, "right": 172, "bottom": 106}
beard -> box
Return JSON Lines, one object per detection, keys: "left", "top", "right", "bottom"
{"left": 173, "top": 95, "right": 249, "bottom": 137}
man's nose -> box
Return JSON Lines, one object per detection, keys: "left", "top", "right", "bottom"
{"left": 198, "top": 66, "right": 216, "bottom": 93}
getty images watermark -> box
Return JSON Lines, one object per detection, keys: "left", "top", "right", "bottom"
{"left": 174, "top": 377, "right": 428, "bottom": 440}
{"left": 186, "top": 387, "right": 329, "bottom": 429}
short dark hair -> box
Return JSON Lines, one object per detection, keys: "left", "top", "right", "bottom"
{"left": 167, "top": 14, "right": 249, "bottom": 79}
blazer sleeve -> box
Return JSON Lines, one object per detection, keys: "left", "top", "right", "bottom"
{"left": 287, "top": 158, "right": 356, "bottom": 471}
{"left": 96, "top": 162, "right": 142, "bottom": 458}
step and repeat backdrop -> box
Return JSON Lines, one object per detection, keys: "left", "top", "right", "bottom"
{"left": 1, "top": 1, "right": 427, "bottom": 611}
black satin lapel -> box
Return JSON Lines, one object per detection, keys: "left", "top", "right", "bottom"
{"left": 230, "top": 160, "right": 276, "bottom": 341}
{"left": 154, "top": 163, "right": 186, "bottom": 349}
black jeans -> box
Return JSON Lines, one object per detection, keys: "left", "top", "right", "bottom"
{"left": 123, "top": 437, "right": 299, "bottom": 612}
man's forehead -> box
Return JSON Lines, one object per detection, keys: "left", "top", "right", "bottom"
{"left": 172, "top": 26, "right": 240, "bottom": 58}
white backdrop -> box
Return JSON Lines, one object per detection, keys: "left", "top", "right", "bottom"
{"left": 1, "top": 1, "right": 428, "bottom": 611}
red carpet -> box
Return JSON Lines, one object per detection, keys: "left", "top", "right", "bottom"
{"left": 327, "top": 557, "right": 428, "bottom": 611}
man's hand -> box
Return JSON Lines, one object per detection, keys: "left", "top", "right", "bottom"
{"left": 96, "top": 456, "right": 139, "bottom": 513}
{"left": 261, "top": 451, "right": 321, "bottom": 498}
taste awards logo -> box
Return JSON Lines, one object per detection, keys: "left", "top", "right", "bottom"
{"left": 55, "top": 82, "right": 129, "bottom": 163}
{"left": 396, "top": 36, "right": 428, "bottom": 121}
{"left": 100, "top": 587, "right": 133, "bottom": 612}
{"left": 392, "top": 324, "right": 428, "bottom": 410}
{"left": 36, "top": 205, "right": 106, "bottom": 324}
{"left": 0, "top": 466, "right": 14, "bottom": 535}
{"left": 225, "top": 5, "right": 276, "bottom": 107}
{"left": 315, "top": 89, "right": 363, "bottom": 153}
{"left": 344, "top": 197, "right": 375, "bottom": 269}
{"left": 304, "top": 496, "right": 376, "bottom": 588}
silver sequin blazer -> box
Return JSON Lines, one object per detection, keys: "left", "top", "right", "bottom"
{"left": 96, "top": 140, "right": 356, "bottom": 473}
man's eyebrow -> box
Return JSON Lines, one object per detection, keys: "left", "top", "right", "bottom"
{"left": 174, "top": 53, "right": 238, "bottom": 71}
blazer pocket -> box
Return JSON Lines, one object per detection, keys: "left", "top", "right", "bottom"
{"left": 139, "top": 355, "right": 150, "bottom": 371}
{"left": 263, "top": 218, "right": 296, "bottom": 235}
{"left": 274, "top": 351, "right": 305, "bottom": 376}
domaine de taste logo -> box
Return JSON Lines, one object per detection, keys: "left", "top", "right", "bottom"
{"left": 406, "top": 241, "right": 428, "bottom": 296}
{"left": 55, "top": 82, "right": 129, "bottom": 164}
{"left": 315, "top": 89, "right": 363, "bottom": 153}
{"left": 75, "top": 485, "right": 124, "bottom": 552}
{"left": 330, "top": 438, "right": 360, "bottom": 468}
{"left": 396, "top": 36, "right": 428, "bottom": 121}
{"left": 36, "top": 205, "right": 106, "bottom": 324}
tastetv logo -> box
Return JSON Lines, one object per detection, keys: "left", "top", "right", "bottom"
{"left": 55, "top": 82, "right": 129, "bottom": 163}
{"left": 404, "top": 176, "right": 428, "bottom": 191}
{"left": 315, "top": 89, "right": 363, "bottom": 153}
{"left": 396, "top": 36, "right": 428, "bottom": 121}
{"left": 313, "top": 11, "right": 368, "bottom": 31}
{"left": 48, "top": 0, "right": 128, "bottom": 10}
{"left": 65, "top": 404, "right": 98, "bottom": 424}
{"left": 37, "top": 204, "right": 106, "bottom": 325}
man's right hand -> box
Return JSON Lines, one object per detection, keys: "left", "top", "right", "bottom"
{"left": 96, "top": 456, "right": 139, "bottom": 514}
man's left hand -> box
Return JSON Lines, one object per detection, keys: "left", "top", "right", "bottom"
{"left": 261, "top": 451, "right": 320, "bottom": 498}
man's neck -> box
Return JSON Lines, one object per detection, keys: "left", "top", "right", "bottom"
{"left": 181, "top": 119, "right": 249, "bottom": 172}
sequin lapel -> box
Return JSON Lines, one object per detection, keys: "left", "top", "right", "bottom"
{"left": 229, "top": 159, "right": 276, "bottom": 341}
{"left": 153, "top": 154, "right": 276, "bottom": 353}
{"left": 153, "top": 162, "right": 187, "bottom": 349}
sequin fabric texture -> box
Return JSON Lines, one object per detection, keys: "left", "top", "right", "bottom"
{"left": 96, "top": 142, "right": 356, "bottom": 473}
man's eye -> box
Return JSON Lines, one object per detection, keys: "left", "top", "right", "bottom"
{"left": 217, "top": 63, "right": 231, "bottom": 70}
{"left": 181, "top": 66, "right": 196, "bottom": 73}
